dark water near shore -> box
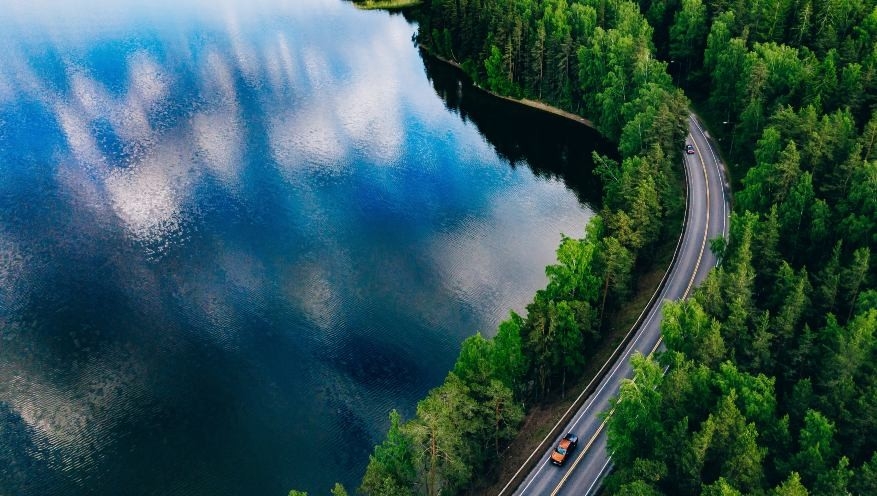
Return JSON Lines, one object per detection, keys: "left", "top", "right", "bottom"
{"left": 0, "top": 1, "right": 607, "bottom": 494}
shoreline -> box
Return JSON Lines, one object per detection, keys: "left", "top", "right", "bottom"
{"left": 352, "top": 0, "right": 422, "bottom": 10}
{"left": 420, "top": 47, "right": 596, "bottom": 129}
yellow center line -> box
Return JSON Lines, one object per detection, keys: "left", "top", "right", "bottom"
{"left": 649, "top": 335, "right": 664, "bottom": 357}
{"left": 549, "top": 407, "right": 614, "bottom": 496}
{"left": 546, "top": 131, "right": 713, "bottom": 496}
{"left": 683, "top": 134, "right": 711, "bottom": 299}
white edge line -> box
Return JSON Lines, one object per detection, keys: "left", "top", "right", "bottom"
{"left": 549, "top": 135, "right": 710, "bottom": 495}
{"left": 508, "top": 115, "right": 707, "bottom": 496}
{"left": 690, "top": 117, "right": 729, "bottom": 243}
{"left": 585, "top": 457, "right": 613, "bottom": 496}
{"left": 573, "top": 122, "right": 717, "bottom": 495}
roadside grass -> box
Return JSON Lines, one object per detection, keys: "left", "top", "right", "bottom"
{"left": 468, "top": 234, "right": 678, "bottom": 495}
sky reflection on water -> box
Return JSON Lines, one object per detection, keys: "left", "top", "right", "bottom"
{"left": 0, "top": 1, "right": 601, "bottom": 494}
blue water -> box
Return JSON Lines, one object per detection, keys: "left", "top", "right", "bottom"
{"left": 0, "top": 1, "right": 606, "bottom": 494}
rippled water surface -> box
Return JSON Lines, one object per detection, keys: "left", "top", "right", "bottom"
{"left": 0, "top": 1, "right": 607, "bottom": 494}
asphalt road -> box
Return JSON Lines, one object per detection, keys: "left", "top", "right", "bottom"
{"left": 502, "top": 114, "right": 730, "bottom": 496}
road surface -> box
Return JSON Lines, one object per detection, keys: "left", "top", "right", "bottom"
{"left": 501, "top": 114, "right": 730, "bottom": 496}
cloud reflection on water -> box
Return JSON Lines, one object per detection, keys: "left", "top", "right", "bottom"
{"left": 2, "top": 2, "right": 432, "bottom": 481}
{"left": 5, "top": 343, "right": 151, "bottom": 477}
{"left": 0, "top": 1, "right": 595, "bottom": 494}
{"left": 0, "top": 232, "right": 29, "bottom": 315}
{"left": 1, "top": 1, "right": 426, "bottom": 254}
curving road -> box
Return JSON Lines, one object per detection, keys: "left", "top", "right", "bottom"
{"left": 499, "top": 114, "right": 730, "bottom": 496}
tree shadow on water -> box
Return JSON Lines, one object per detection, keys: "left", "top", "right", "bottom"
{"left": 420, "top": 54, "right": 615, "bottom": 209}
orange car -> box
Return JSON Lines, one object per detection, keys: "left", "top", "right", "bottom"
{"left": 550, "top": 433, "right": 579, "bottom": 466}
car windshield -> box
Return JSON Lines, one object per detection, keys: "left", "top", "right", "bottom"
{"left": 555, "top": 447, "right": 567, "bottom": 455}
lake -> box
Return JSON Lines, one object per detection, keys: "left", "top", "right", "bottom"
{"left": 0, "top": 1, "right": 608, "bottom": 494}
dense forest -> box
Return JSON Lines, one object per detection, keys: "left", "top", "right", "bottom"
{"left": 603, "top": 0, "right": 877, "bottom": 494}
{"left": 293, "top": 0, "right": 877, "bottom": 494}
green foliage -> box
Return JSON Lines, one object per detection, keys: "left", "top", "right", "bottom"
{"left": 599, "top": 235, "right": 635, "bottom": 319}
{"left": 607, "top": 190, "right": 874, "bottom": 496}
{"left": 360, "top": 0, "right": 877, "bottom": 494}
{"left": 595, "top": 153, "right": 673, "bottom": 254}
{"left": 617, "top": 479, "right": 666, "bottom": 495}
{"left": 515, "top": 215, "right": 617, "bottom": 399}
{"left": 701, "top": 478, "right": 742, "bottom": 496}
{"left": 852, "top": 453, "right": 877, "bottom": 495}
{"left": 669, "top": 0, "right": 708, "bottom": 85}
{"left": 404, "top": 373, "right": 478, "bottom": 495}
{"left": 361, "top": 410, "right": 416, "bottom": 496}
{"left": 607, "top": 353, "right": 666, "bottom": 465}
{"left": 790, "top": 410, "right": 839, "bottom": 487}
{"left": 544, "top": 232, "right": 601, "bottom": 302}
{"left": 481, "top": 379, "right": 524, "bottom": 455}
{"left": 661, "top": 300, "right": 726, "bottom": 367}
{"left": 492, "top": 312, "right": 528, "bottom": 392}
{"left": 453, "top": 333, "right": 495, "bottom": 387}
{"left": 772, "top": 472, "right": 809, "bottom": 496}
{"left": 484, "top": 45, "right": 518, "bottom": 95}
{"left": 599, "top": 5, "right": 877, "bottom": 492}
{"left": 286, "top": 485, "right": 351, "bottom": 496}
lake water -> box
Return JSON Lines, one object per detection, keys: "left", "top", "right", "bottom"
{"left": 0, "top": 1, "right": 607, "bottom": 494}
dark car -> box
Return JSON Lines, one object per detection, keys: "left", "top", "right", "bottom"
{"left": 685, "top": 143, "right": 695, "bottom": 154}
{"left": 550, "top": 433, "right": 579, "bottom": 466}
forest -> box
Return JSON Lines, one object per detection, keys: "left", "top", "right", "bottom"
{"left": 295, "top": 0, "right": 877, "bottom": 494}
{"left": 604, "top": 0, "right": 877, "bottom": 494}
